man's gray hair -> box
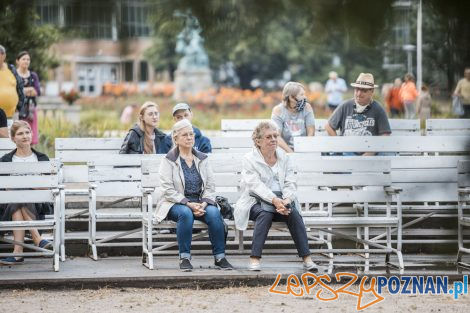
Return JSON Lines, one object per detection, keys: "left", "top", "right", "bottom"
{"left": 0, "top": 45, "right": 5, "bottom": 55}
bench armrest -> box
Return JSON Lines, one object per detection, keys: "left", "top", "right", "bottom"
{"left": 385, "top": 186, "right": 402, "bottom": 194}
{"left": 141, "top": 187, "right": 155, "bottom": 195}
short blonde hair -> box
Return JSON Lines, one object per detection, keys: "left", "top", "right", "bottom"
{"left": 10, "top": 120, "right": 31, "bottom": 139}
{"left": 172, "top": 119, "right": 193, "bottom": 146}
{"left": 252, "top": 121, "right": 278, "bottom": 148}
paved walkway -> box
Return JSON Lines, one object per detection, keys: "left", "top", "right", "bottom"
{"left": 1, "top": 254, "right": 469, "bottom": 289}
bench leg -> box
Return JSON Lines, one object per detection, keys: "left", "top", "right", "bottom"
{"left": 53, "top": 251, "right": 60, "bottom": 272}
{"left": 238, "top": 230, "right": 244, "bottom": 252}
{"left": 60, "top": 189, "right": 66, "bottom": 262}
{"left": 88, "top": 190, "right": 98, "bottom": 261}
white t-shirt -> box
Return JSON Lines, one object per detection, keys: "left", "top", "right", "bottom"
{"left": 12, "top": 153, "right": 38, "bottom": 163}
{"left": 269, "top": 161, "right": 282, "bottom": 192}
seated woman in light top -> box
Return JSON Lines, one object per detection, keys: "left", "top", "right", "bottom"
{"left": 0, "top": 120, "right": 53, "bottom": 265}
{"left": 235, "top": 121, "right": 317, "bottom": 271}
{"left": 155, "top": 119, "right": 233, "bottom": 271}
{"left": 271, "top": 81, "right": 315, "bottom": 153}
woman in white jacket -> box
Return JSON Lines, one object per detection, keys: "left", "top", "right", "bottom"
{"left": 235, "top": 121, "right": 317, "bottom": 272}
{"left": 156, "top": 119, "right": 233, "bottom": 271}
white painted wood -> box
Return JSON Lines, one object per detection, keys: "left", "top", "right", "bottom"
{"left": 0, "top": 190, "right": 56, "bottom": 203}
{"left": 426, "top": 119, "right": 470, "bottom": 135}
{"left": 221, "top": 118, "right": 420, "bottom": 135}
{"left": 55, "top": 138, "right": 123, "bottom": 150}
{"left": 221, "top": 119, "right": 271, "bottom": 131}
{"left": 391, "top": 169, "right": 456, "bottom": 183}
{"left": 56, "top": 150, "right": 119, "bottom": 163}
{"left": 89, "top": 167, "right": 142, "bottom": 182}
{"left": 0, "top": 138, "right": 15, "bottom": 155}
{"left": 210, "top": 137, "right": 253, "bottom": 148}
{"left": 0, "top": 161, "right": 59, "bottom": 175}
{"left": 294, "top": 136, "right": 470, "bottom": 153}
{"left": 297, "top": 174, "right": 391, "bottom": 186}
{"left": 62, "top": 165, "right": 88, "bottom": 183}
{"left": 297, "top": 190, "right": 392, "bottom": 203}
{"left": 458, "top": 160, "right": 470, "bottom": 173}
{"left": 295, "top": 159, "right": 390, "bottom": 172}
{"left": 458, "top": 161, "right": 470, "bottom": 187}
{"left": 0, "top": 175, "right": 59, "bottom": 189}
{"left": 397, "top": 183, "right": 457, "bottom": 202}
{"left": 89, "top": 154, "right": 162, "bottom": 166}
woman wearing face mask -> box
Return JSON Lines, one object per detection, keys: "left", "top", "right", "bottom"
{"left": 16, "top": 51, "right": 41, "bottom": 145}
{"left": 271, "top": 82, "right": 315, "bottom": 153}
{"left": 119, "top": 101, "right": 167, "bottom": 154}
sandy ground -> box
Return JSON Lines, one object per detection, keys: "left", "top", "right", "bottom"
{"left": 0, "top": 284, "right": 468, "bottom": 313}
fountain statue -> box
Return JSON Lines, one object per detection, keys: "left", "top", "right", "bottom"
{"left": 173, "top": 12, "right": 213, "bottom": 99}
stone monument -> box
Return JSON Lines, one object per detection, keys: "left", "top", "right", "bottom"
{"left": 173, "top": 12, "right": 213, "bottom": 100}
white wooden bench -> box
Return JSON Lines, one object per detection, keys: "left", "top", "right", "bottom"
{"left": 294, "top": 136, "right": 470, "bottom": 155}
{"left": 0, "top": 138, "right": 15, "bottom": 157}
{"left": 87, "top": 154, "right": 161, "bottom": 260}
{"left": 141, "top": 155, "right": 403, "bottom": 271}
{"left": 0, "top": 160, "right": 63, "bottom": 271}
{"left": 294, "top": 136, "right": 470, "bottom": 249}
{"left": 426, "top": 119, "right": 470, "bottom": 136}
{"left": 220, "top": 118, "right": 421, "bottom": 136}
{"left": 55, "top": 136, "right": 253, "bottom": 248}
{"left": 457, "top": 160, "right": 470, "bottom": 267}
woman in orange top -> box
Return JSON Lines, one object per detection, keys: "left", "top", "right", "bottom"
{"left": 385, "top": 78, "right": 404, "bottom": 117}
{"left": 399, "top": 73, "right": 419, "bottom": 119}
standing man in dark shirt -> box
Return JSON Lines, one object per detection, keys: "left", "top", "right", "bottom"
{"left": 325, "top": 73, "right": 391, "bottom": 156}
{"left": 0, "top": 108, "right": 8, "bottom": 138}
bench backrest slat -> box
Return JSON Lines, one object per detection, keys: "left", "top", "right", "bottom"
{"left": 294, "top": 136, "right": 470, "bottom": 153}
{"left": 0, "top": 138, "right": 16, "bottom": 156}
{"left": 426, "top": 119, "right": 470, "bottom": 136}
{"left": 0, "top": 160, "right": 60, "bottom": 203}
{"left": 458, "top": 160, "right": 470, "bottom": 187}
{"left": 0, "top": 190, "right": 56, "bottom": 203}
{"left": 221, "top": 118, "right": 420, "bottom": 135}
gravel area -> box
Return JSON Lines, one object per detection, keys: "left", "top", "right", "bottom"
{"left": 1, "top": 284, "right": 468, "bottom": 313}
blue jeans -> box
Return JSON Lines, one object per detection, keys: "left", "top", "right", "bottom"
{"left": 167, "top": 204, "right": 225, "bottom": 260}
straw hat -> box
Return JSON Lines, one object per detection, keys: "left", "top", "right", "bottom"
{"left": 350, "top": 73, "right": 379, "bottom": 89}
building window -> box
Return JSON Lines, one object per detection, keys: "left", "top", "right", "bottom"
{"left": 62, "top": 0, "right": 114, "bottom": 39}
{"left": 123, "top": 61, "right": 134, "bottom": 82}
{"left": 35, "top": 0, "right": 61, "bottom": 25}
{"left": 139, "top": 61, "right": 148, "bottom": 82}
{"left": 121, "top": 0, "right": 152, "bottom": 38}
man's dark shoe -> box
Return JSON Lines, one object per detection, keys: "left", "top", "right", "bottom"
{"left": 0, "top": 257, "right": 24, "bottom": 265}
{"left": 179, "top": 258, "right": 193, "bottom": 272}
{"left": 215, "top": 257, "right": 234, "bottom": 270}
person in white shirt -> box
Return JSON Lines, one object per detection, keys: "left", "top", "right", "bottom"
{"left": 325, "top": 71, "right": 347, "bottom": 112}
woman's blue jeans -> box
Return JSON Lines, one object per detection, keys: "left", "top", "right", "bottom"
{"left": 167, "top": 204, "right": 226, "bottom": 260}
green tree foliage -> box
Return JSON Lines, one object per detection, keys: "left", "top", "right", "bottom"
{"left": 423, "top": 1, "right": 470, "bottom": 91}
{"left": 0, "top": 0, "right": 60, "bottom": 80}
{"left": 147, "top": 0, "right": 395, "bottom": 87}
{"left": 149, "top": 0, "right": 467, "bottom": 91}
